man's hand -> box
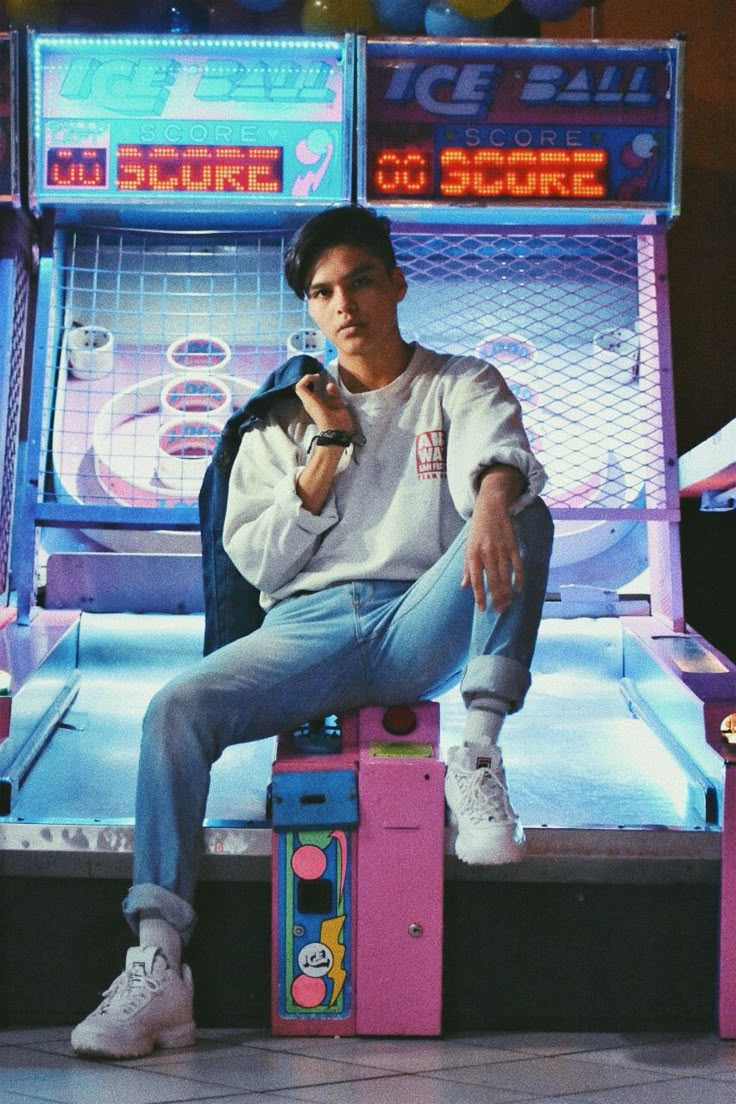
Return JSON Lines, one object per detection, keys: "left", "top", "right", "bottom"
{"left": 293, "top": 373, "right": 355, "bottom": 516}
{"left": 462, "top": 466, "right": 525, "bottom": 613}
{"left": 295, "top": 372, "right": 354, "bottom": 435}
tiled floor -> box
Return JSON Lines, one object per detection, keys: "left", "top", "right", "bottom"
{"left": 2, "top": 1027, "right": 736, "bottom": 1104}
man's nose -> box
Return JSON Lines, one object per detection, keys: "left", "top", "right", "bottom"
{"left": 334, "top": 286, "right": 355, "bottom": 312}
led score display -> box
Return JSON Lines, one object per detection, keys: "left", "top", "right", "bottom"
{"left": 371, "top": 147, "right": 609, "bottom": 201}
{"left": 47, "top": 146, "right": 107, "bottom": 187}
{"left": 47, "top": 144, "right": 284, "bottom": 193}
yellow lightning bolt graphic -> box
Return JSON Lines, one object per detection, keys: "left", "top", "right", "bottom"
{"left": 320, "top": 915, "right": 346, "bottom": 1007}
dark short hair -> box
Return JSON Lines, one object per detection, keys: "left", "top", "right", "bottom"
{"left": 284, "top": 204, "right": 397, "bottom": 299}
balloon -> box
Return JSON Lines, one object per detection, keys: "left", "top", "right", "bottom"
{"left": 448, "top": 0, "right": 511, "bottom": 16}
{"left": 170, "top": 1, "right": 210, "bottom": 31}
{"left": 521, "top": 0, "right": 585, "bottom": 20}
{"left": 3, "top": 0, "right": 62, "bottom": 28}
{"left": 372, "top": 0, "right": 427, "bottom": 34}
{"left": 234, "top": 0, "right": 287, "bottom": 10}
{"left": 57, "top": 0, "right": 132, "bottom": 31}
{"left": 138, "top": 0, "right": 209, "bottom": 32}
{"left": 425, "top": 2, "right": 495, "bottom": 36}
{"left": 492, "top": 0, "right": 540, "bottom": 36}
{"left": 207, "top": 0, "right": 258, "bottom": 31}
{"left": 301, "top": 0, "right": 378, "bottom": 33}
{"left": 253, "top": 0, "right": 303, "bottom": 31}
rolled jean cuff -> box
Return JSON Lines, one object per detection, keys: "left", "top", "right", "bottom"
{"left": 460, "top": 655, "right": 531, "bottom": 714}
{"left": 123, "top": 884, "right": 197, "bottom": 946}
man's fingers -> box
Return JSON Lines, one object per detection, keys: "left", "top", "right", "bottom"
{"left": 486, "top": 559, "right": 513, "bottom": 612}
{"left": 464, "top": 549, "right": 516, "bottom": 612}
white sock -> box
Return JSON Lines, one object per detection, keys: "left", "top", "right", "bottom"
{"left": 463, "top": 701, "right": 509, "bottom": 765}
{"left": 138, "top": 912, "right": 182, "bottom": 971}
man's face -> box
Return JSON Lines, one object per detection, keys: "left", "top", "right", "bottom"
{"left": 304, "top": 244, "right": 407, "bottom": 361}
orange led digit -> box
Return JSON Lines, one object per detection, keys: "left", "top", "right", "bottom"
{"left": 375, "top": 150, "right": 402, "bottom": 194}
{"left": 403, "top": 152, "right": 431, "bottom": 193}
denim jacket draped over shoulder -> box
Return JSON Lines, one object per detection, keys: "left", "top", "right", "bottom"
{"left": 198, "top": 354, "right": 326, "bottom": 655}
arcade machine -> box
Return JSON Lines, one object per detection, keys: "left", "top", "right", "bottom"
{"left": 2, "top": 29, "right": 735, "bottom": 1037}
{"left": 678, "top": 417, "right": 736, "bottom": 1037}
{"left": 679, "top": 417, "right": 736, "bottom": 515}
{"left": 1, "top": 33, "right": 352, "bottom": 843}
{"left": 4, "top": 30, "right": 447, "bottom": 1035}
{"left": 356, "top": 35, "right": 736, "bottom": 1036}
{"left": 0, "top": 30, "right": 38, "bottom": 724}
{"left": 0, "top": 30, "right": 30, "bottom": 615}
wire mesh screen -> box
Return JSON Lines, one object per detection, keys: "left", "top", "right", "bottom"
{"left": 0, "top": 246, "right": 31, "bottom": 602}
{"left": 37, "top": 226, "right": 670, "bottom": 522}
{"left": 39, "top": 229, "right": 314, "bottom": 513}
{"left": 395, "top": 228, "right": 669, "bottom": 516}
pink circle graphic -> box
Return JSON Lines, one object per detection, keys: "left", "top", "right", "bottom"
{"left": 291, "top": 844, "right": 327, "bottom": 880}
{"left": 291, "top": 973, "right": 326, "bottom": 1009}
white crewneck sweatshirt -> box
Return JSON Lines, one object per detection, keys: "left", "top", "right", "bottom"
{"left": 223, "top": 343, "right": 546, "bottom": 608}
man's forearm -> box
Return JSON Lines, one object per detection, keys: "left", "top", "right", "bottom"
{"left": 296, "top": 445, "right": 345, "bottom": 515}
{"left": 476, "top": 463, "right": 525, "bottom": 511}
{"left": 464, "top": 464, "right": 525, "bottom": 612}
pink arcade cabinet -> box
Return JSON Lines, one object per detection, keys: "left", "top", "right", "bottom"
{"left": 271, "top": 702, "right": 445, "bottom": 1037}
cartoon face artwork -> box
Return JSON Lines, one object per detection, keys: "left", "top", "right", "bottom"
{"left": 297, "top": 941, "right": 334, "bottom": 978}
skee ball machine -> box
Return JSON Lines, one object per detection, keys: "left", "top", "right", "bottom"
{"left": 357, "top": 35, "right": 736, "bottom": 1038}
{"left": 2, "top": 34, "right": 352, "bottom": 860}
{"left": 0, "top": 29, "right": 40, "bottom": 725}
{"left": 0, "top": 28, "right": 21, "bottom": 618}
{"left": 6, "top": 30, "right": 446, "bottom": 1035}
{"left": 3, "top": 29, "right": 736, "bottom": 1035}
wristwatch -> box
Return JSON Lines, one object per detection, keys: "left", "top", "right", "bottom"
{"left": 309, "top": 429, "right": 354, "bottom": 451}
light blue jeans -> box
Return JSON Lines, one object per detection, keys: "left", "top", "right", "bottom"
{"left": 124, "top": 497, "right": 553, "bottom": 942}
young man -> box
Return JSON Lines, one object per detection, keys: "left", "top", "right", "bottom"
{"left": 71, "top": 204, "right": 553, "bottom": 1059}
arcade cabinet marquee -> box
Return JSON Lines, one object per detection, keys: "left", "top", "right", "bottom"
{"left": 359, "top": 37, "right": 682, "bottom": 217}
{"left": 30, "top": 33, "right": 352, "bottom": 211}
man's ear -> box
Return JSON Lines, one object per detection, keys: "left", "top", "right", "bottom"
{"left": 393, "top": 266, "right": 408, "bottom": 303}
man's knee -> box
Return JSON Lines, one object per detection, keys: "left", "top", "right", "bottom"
{"left": 515, "top": 497, "right": 554, "bottom": 572}
{"left": 142, "top": 668, "right": 228, "bottom": 763}
{"left": 144, "top": 671, "right": 199, "bottom": 730}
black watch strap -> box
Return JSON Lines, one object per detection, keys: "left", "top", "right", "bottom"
{"left": 309, "top": 429, "right": 354, "bottom": 451}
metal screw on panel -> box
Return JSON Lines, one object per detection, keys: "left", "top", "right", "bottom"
{"left": 408, "top": 923, "right": 423, "bottom": 938}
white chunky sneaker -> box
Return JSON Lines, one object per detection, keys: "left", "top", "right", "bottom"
{"left": 71, "top": 946, "right": 195, "bottom": 1059}
{"left": 445, "top": 745, "right": 526, "bottom": 865}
